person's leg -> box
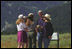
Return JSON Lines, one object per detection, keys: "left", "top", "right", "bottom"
{"left": 20, "top": 42, "right": 24, "bottom": 48}
{"left": 20, "top": 42, "right": 27, "bottom": 48}
{"left": 23, "top": 37, "right": 28, "bottom": 48}
{"left": 25, "top": 40, "right": 28, "bottom": 48}
{"left": 20, "top": 42, "right": 28, "bottom": 48}
{"left": 24, "top": 42, "right": 28, "bottom": 48}
{"left": 43, "top": 38, "right": 51, "bottom": 48}
{"left": 32, "top": 33, "right": 36, "bottom": 48}
{"left": 22, "top": 42, "right": 25, "bottom": 48}
{"left": 37, "top": 33, "right": 42, "bottom": 48}
{"left": 23, "top": 31, "right": 28, "bottom": 48}
{"left": 29, "top": 36, "right": 32, "bottom": 48}
{"left": 17, "top": 42, "right": 21, "bottom": 48}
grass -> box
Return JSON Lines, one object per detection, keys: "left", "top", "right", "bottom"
{"left": 1, "top": 33, "right": 71, "bottom": 48}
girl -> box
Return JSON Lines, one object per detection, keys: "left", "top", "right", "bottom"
{"left": 16, "top": 14, "right": 28, "bottom": 48}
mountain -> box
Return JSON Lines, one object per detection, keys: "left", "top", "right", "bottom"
{"left": 44, "top": 2, "right": 71, "bottom": 32}
{"left": 1, "top": 1, "right": 71, "bottom": 34}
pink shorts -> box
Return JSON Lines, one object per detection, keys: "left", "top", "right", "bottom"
{"left": 17, "top": 31, "right": 27, "bottom": 43}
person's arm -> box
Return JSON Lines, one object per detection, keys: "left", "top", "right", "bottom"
{"left": 23, "top": 23, "right": 28, "bottom": 32}
{"left": 48, "top": 23, "right": 54, "bottom": 39}
{"left": 35, "top": 19, "right": 39, "bottom": 33}
{"left": 45, "top": 23, "right": 53, "bottom": 39}
{"left": 49, "top": 23, "right": 54, "bottom": 36}
{"left": 35, "top": 27, "right": 38, "bottom": 33}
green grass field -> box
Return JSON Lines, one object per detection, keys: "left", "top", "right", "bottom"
{"left": 1, "top": 33, "right": 71, "bottom": 48}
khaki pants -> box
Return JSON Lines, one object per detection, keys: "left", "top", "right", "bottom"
{"left": 28, "top": 31, "right": 36, "bottom": 48}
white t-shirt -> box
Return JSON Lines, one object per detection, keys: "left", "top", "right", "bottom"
{"left": 17, "top": 23, "right": 27, "bottom": 31}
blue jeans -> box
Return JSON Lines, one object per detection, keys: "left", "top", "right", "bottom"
{"left": 37, "top": 32, "right": 43, "bottom": 48}
{"left": 37, "top": 32, "right": 51, "bottom": 48}
{"left": 43, "top": 38, "right": 51, "bottom": 48}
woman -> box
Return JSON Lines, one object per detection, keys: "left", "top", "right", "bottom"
{"left": 42, "top": 14, "right": 54, "bottom": 48}
{"left": 25, "top": 13, "right": 36, "bottom": 48}
{"left": 16, "top": 14, "right": 28, "bottom": 48}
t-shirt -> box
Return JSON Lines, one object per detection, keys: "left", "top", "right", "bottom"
{"left": 17, "top": 23, "right": 27, "bottom": 31}
{"left": 27, "top": 23, "right": 35, "bottom": 32}
{"left": 37, "top": 18, "right": 44, "bottom": 26}
{"left": 36, "top": 18, "right": 45, "bottom": 32}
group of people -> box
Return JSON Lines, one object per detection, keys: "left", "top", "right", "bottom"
{"left": 16, "top": 10, "right": 54, "bottom": 48}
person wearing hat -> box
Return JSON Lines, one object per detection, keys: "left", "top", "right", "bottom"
{"left": 16, "top": 14, "right": 28, "bottom": 48}
{"left": 25, "top": 13, "right": 36, "bottom": 48}
{"left": 42, "top": 14, "right": 54, "bottom": 48}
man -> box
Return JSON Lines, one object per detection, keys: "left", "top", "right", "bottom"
{"left": 36, "top": 10, "right": 44, "bottom": 48}
{"left": 26, "top": 13, "right": 36, "bottom": 48}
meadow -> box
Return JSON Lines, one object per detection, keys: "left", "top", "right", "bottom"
{"left": 1, "top": 33, "right": 71, "bottom": 48}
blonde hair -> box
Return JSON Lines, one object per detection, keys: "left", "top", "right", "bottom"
{"left": 25, "top": 18, "right": 32, "bottom": 26}
{"left": 16, "top": 18, "right": 24, "bottom": 25}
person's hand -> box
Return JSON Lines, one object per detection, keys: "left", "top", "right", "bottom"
{"left": 24, "top": 28, "right": 28, "bottom": 32}
{"left": 32, "top": 22, "right": 34, "bottom": 24}
{"left": 48, "top": 36, "right": 52, "bottom": 39}
{"left": 37, "top": 25, "right": 40, "bottom": 28}
{"left": 41, "top": 26, "right": 43, "bottom": 28}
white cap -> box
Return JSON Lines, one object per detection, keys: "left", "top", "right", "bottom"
{"left": 23, "top": 16, "right": 26, "bottom": 18}
{"left": 28, "top": 13, "right": 34, "bottom": 16}
{"left": 18, "top": 14, "right": 23, "bottom": 18}
{"left": 44, "top": 14, "right": 51, "bottom": 20}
